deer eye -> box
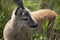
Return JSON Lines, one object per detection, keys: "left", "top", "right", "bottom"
{"left": 23, "top": 18, "right": 28, "bottom": 21}
{"left": 22, "top": 17, "right": 29, "bottom": 21}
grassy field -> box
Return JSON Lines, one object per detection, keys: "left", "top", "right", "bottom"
{"left": 0, "top": 0, "right": 60, "bottom": 40}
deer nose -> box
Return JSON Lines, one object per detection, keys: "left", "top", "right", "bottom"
{"left": 30, "top": 23, "right": 38, "bottom": 28}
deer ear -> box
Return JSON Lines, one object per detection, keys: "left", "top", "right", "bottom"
{"left": 15, "top": 7, "right": 22, "bottom": 15}
{"left": 14, "top": 0, "right": 25, "bottom": 9}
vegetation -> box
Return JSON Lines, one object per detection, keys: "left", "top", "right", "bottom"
{"left": 0, "top": 0, "right": 60, "bottom": 40}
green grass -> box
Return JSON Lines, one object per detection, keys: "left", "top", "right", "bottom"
{"left": 0, "top": 0, "right": 60, "bottom": 40}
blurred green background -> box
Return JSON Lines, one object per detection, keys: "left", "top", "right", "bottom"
{"left": 0, "top": 0, "right": 60, "bottom": 40}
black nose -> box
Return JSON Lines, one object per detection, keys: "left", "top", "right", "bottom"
{"left": 30, "top": 24, "right": 37, "bottom": 28}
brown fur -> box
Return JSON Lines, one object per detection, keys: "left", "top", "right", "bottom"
{"left": 3, "top": 8, "right": 34, "bottom": 40}
{"left": 30, "top": 9, "right": 57, "bottom": 38}
{"left": 3, "top": 8, "right": 57, "bottom": 40}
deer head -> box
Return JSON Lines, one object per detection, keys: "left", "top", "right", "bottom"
{"left": 13, "top": 0, "right": 37, "bottom": 28}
